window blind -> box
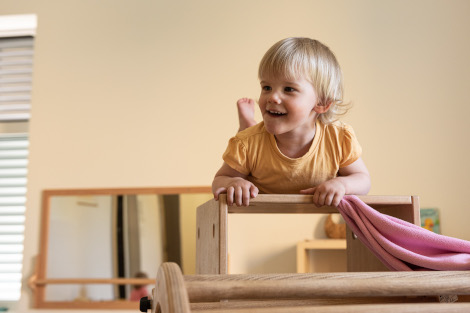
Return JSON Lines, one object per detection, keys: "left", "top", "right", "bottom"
{"left": 0, "top": 134, "right": 27, "bottom": 301}
{"left": 0, "top": 34, "right": 32, "bottom": 301}
{"left": 0, "top": 37, "right": 34, "bottom": 121}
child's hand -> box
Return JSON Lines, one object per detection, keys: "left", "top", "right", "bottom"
{"left": 213, "top": 177, "right": 259, "bottom": 207}
{"left": 300, "top": 178, "right": 346, "bottom": 207}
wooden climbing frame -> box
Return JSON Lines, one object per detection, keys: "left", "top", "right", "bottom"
{"left": 195, "top": 194, "right": 421, "bottom": 274}
{"left": 147, "top": 262, "right": 470, "bottom": 313}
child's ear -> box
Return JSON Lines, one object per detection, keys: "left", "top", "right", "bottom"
{"left": 313, "top": 101, "right": 332, "bottom": 114}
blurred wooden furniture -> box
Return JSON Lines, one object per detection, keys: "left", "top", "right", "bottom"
{"left": 146, "top": 262, "right": 470, "bottom": 313}
{"left": 296, "top": 239, "right": 346, "bottom": 273}
{"left": 196, "top": 194, "right": 420, "bottom": 274}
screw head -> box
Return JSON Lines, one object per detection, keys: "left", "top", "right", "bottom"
{"left": 140, "top": 296, "right": 152, "bottom": 312}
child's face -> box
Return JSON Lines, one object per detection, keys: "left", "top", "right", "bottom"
{"left": 258, "top": 74, "right": 319, "bottom": 139}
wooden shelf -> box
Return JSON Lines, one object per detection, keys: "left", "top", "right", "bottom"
{"left": 296, "top": 239, "right": 346, "bottom": 273}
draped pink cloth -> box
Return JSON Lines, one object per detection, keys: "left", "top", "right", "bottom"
{"left": 337, "top": 195, "right": 470, "bottom": 271}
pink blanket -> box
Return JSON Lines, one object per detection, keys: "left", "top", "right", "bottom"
{"left": 337, "top": 195, "right": 470, "bottom": 271}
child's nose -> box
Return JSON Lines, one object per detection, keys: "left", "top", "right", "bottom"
{"left": 268, "top": 92, "right": 281, "bottom": 104}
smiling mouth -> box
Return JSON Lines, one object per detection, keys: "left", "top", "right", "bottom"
{"left": 267, "top": 109, "right": 287, "bottom": 117}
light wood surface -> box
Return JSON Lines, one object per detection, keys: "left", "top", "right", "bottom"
{"left": 196, "top": 194, "right": 420, "bottom": 274}
{"left": 196, "top": 197, "right": 222, "bottom": 274}
{"left": 151, "top": 263, "right": 470, "bottom": 313}
{"left": 189, "top": 303, "right": 470, "bottom": 313}
{"left": 189, "top": 297, "right": 440, "bottom": 311}
{"left": 34, "top": 278, "right": 156, "bottom": 285}
{"left": 153, "top": 262, "right": 190, "bottom": 313}
{"left": 296, "top": 240, "right": 346, "bottom": 273}
{"left": 186, "top": 272, "right": 470, "bottom": 302}
{"left": 228, "top": 195, "right": 414, "bottom": 214}
{"left": 298, "top": 239, "right": 347, "bottom": 250}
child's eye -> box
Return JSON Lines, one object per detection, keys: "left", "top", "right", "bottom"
{"left": 284, "top": 87, "right": 296, "bottom": 92}
{"left": 262, "top": 86, "right": 272, "bottom": 91}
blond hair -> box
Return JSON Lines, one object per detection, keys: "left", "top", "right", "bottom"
{"left": 258, "top": 37, "right": 350, "bottom": 124}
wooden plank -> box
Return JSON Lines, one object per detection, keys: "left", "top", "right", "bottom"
{"left": 184, "top": 271, "right": 470, "bottom": 283}
{"left": 34, "top": 278, "right": 155, "bottom": 285}
{"left": 412, "top": 196, "right": 421, "bottom": 225}
{"left": 151, "top": 264, "right": 470, "bottom": 313}
{"left": 190, "top": 302, "right": 470, "bottom": 313}
{"left": 250, "top": 195, "right": 412, "bottom": 205}
{"left": 219, "top": 195, "right": 228, "bottom": 274}
{"left": 296, "top": 242, "right": 308, "bottom": 274}
{"left": 190, "top": 297, "right": 440, "bottom": 311}
{"left": 196, "top": 198, "right": 221, "bottom": 274}
{"left": 228, "top": 195, "right": 413, "bottom": 214}
{"left": 35, "top": 190, "right": 51, "bottom": 308}
{"left": 42, "top": 186, "right": 212, "bottom": 196}
{"left": 35, "top": 301, "right": 141, "bottom": 310}
{"left": 185, "top": 271, "right": 470, "bottom": 302}
{"left": 299, "top": 239, "right": 346, "bottom": 250}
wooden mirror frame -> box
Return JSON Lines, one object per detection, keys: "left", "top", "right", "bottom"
{"left": 30, "top": 186, "right": 211, "bottom": 309}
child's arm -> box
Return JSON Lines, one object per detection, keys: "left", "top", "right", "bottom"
{"left": 300, "top": 157, "right": 370, "bottom": 207}
{"left": 212, "top": 162, "right": 259, "bottom": 206}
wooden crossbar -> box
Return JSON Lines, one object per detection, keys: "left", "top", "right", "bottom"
{"left": 184, "top": 271, "right": 470, "bottom": 302}
{"left": 148, "top": 263, "right": 470, "bottom": 313}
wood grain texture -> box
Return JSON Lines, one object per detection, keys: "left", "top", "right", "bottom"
{"left": 185, "top": 271, "right": 470, "bottom": 302}
{"left": 151, "top": 263, "right": 470, "bottom": 313}
{"left": 190, "top": 302, "right": 470, "bottom": 313}
{"left": 197, "top": 195, "right": 420, "bottom": 273}
{"left": 218, "top": 195, "right": 228, "bottom": 274}
{"left": 196, "top": 198, "right": 221, "bottom": 274}
{"left": 152, "top": 262, "right": 191, "bottom": 313}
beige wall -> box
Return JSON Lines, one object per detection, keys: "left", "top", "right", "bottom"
{"left": 2, "top": 0, "right": 470, "bottom": 311}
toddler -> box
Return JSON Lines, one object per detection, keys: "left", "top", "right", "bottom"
{"left": 129, "top": 271, "right": 149, "bottom": 301}
{"left": 212, "top": 37, "right": 370, "bottom": 207}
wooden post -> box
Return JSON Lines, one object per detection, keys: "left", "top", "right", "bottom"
{"left": 346, "top": 196, "right": 420, "bottom": 271}
{"left": 196, "top": 195, "right": 228, "bottom": 274}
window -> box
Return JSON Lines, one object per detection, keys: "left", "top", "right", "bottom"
{"left": 0, "top": 14, "right": 36, "bottom": 302}
{"left": 0, "top": 134, "right": 28, "bottom": 301}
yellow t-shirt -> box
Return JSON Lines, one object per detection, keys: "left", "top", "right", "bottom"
{"left": 222, "top": 120, "right": 362, "bottom": 194}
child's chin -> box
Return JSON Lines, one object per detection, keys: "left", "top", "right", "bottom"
{"left": 264, "top": 125, "right": 282, "bottom": 136}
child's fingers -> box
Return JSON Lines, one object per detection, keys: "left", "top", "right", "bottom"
{"left": 300, "top": 187, "right": 316, "bottom": 194}
{"left": 312, "top": 190, "right": 320, "bottom": 206}
{"left": 226, "top": 186, "right": 235, "bottom": 206}
{"left": 242, "top": 186, "right": 251, "bottom": 206}
{"left": 213, "top": 187, "right": 227, "bottom": 200}
{"left": 317, "top": 191, "right": 327, "bottom": 206}
{"left": 332, "top": 193, "right": 343, "bottom": 207}
{"left": 234, "top": 186, "right": 241, "bottom": 206}
{"left": 324, "top": 192, "right": 335, "bottom": 206}
{"left": 250, "top": 185, "right": 259, "bottom": 198}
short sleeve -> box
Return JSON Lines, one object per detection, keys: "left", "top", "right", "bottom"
{"left": 222, "top": 136, "right": 251, "bottom": 175}
{"left": 339, "top": 125, "right": 362, "bottom": 168}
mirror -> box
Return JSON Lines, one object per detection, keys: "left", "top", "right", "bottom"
{"left": 33, "top": 187, "right": 212, "bottom": 309}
